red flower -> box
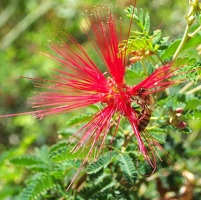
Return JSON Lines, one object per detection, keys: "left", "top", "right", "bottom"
{"left": 130, "top": 64, "right": 180, "bottom": 95}
{"left": 0, "top": 7, "right": 181, "bottom": 189}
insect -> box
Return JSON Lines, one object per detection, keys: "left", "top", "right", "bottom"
{"left": 136, "top": 88, "right": 154, "bottom": 132}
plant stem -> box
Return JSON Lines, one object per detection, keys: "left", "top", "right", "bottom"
{"left": 186, "top": 84, "right": 201, "bottom": 94}
{"left": 188, "top": 25, "right": 201, "bottom": 38}
{"left": 0, "top": 1, "right": 56, "bottom": 50}
{"left": 180, "top": 75, "right": 200, "bottom": 94}
{"left": 141, "top": 59, "right": 148, "bottom": 76}
{"left": 0, "top": 0, "right": 19, "bottom": 28}
{"left": 155, "top": 52, "right": 165, "bottom": 65}
{"left": 178, "top": 82, "right": 194, "bottom": 93}
{"left": 172, "top": 24, "right": 191, "bottom": 60}
{"left": 172, "top": 0, "right": 201, "bottom": 60}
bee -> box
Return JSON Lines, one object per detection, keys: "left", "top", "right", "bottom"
{"left": 136, "top": 88, "right": 154, "bottom": 131}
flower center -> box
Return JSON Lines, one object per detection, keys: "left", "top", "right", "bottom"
{"left": 102, "top": 77, "right": 131, "bottom": 106}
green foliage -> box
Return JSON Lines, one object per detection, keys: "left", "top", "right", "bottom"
{"left": 79, "top": 176, "right": 114, "bottom": 199}
{"left": 178, "top": 61, "right": 200, "bottom": 83}
{"left": 10, "top": 155, "right": 45, "bottom": 167}
{"left": 66, "top": 112, "right": 94, "bottom": 127}
{"left": 160, "top": 39, "right": 181, "bottom": 60}
{"left": 125, "top": 6, "right": 150, "bottom": 32}
{"left": 10, "top": 155, "right": 49, "bottom": 172}
{"left": 87, "top": 151, "right": 118, "bottom": 174}
{"left": 119, "top": 154, "right": 137, "bottom": 184}
{"left": 185, "top": 97, "right": 201, "bottom": 110}
{"left": 125, "top": 68, "right": 144, "bottom": 85}
{"left": 19, "top": 174, "right": 55, "bottom": 200}
{"left": 148, "top": 128, "right": 166, "bottom": 144}
{"left": 50, "top": 141, "right": 73, "bottom": 162}
{"left": 49, "top": 141, "right": 96, "bottom": 162}
{"left": 119, "top": 6, "right": 169, "bottom": 61}
{"left": 124, "top": 61, "right": 154, "bottom": 85}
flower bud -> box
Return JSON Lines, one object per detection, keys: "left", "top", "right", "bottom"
{"left": 175, "top": 107, "right": 184, "bottom": 114}
{"left": 176, "top": 121, "right": 187, "bottom": 129}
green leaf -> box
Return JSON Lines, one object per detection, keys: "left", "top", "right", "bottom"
{"left": 148, "top": 128, "right": 166, "bottom": 144}
{"left": 10, "top": 155, "right": 45, "bottom": 167}
{"left": 119, "top": 154, "right": 137, "bottom": 184}
{"left": 177, "top": 61, "right": 200, "bottom": 83}
{"left": 183, "top": 33, "right": 201, "bottom": 51}
{"left": 120, "top": 7, "right": 170, "bottom": 61}
{"left": 125, "top": 69, "right": 143, "bottom": 85}
{"left": 34, "top": 146, "right": 50, "bottom": 165}
{"left": 58, "top": 127, "right": 78, "bottom": 137}
{"left": 194, "top": 108, "right": 201, "bottom": 120}
{"left": 173, "top": 56, "right": 197, "bottom": 66}
{"left": 119, "top": 35, "right": 155, "bottom": 60}
{"left": 185, "top": 98, "right": 201, "bottom": 110}
{"left": 139, "top": 8, "right": 144, "bottom": 26}
{"left": 50, "top": 143, "right": 95, "bottom": 162}
{"left": 87, "top": 151, "right": 118, "bottom": 174}
{"left": 152, "top": 29, "right": 162, "bottom": 44}
{"left": 19, "top": 173, "right": 55, "bottom": 200}
{"left": 160, "top": 39, "right": 181, "bottom": 60}
{"left": 160, "top": 36, "right": 169, "bottom": 44}
{"left": 125, "top": 6, "right": 150, "bottom": 32}
{"left": 26, "top": 164, "right": 49, "bottom": 172}
{"left": 50, "top": 145, "right": 75, "bottom": 162}
{"left": 49, "top": 140, "right": 67, "bottom": 154}
{"left": 144, "top": 12, "right": 150, "bottom": 32}
{"left": 80, "top": 176, "right": 114, "bottom": 199}
{"left": 66, "top": 112, "right": 93, "bottom": 126}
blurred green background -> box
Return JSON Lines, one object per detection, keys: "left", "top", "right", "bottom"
{"left": 0, "top": 0, "right": 198, "bottom": 199}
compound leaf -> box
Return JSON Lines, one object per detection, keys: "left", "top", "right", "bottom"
{"left": 119, "top": 154, "right": 137, "bottom": 184}
{"left": 87, "top": 151, "right": 118, "bottom": 174}
{"left": 19, "top": 173, "right": 55, "bottom": 200}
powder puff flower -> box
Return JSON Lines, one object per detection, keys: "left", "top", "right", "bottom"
{"left": 0, "top": 6, "right": 182, "bottom": 189}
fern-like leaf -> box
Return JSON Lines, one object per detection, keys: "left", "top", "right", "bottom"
{"left": 119, "top": 35, "right": 155, "bottom": 60}
{"left": 80, "top": 176, "right": 114, "bottom": 199}
{"left": 119, "top": 7, "right": 167, "bottom": 62}
{"left": 178, "top": 62, "right": 200, "bottom": 83}
{"left": 50, "top": 145, "right": 73, "bottom": 162}
{"left": 119, "top": 154, "right": 137, "bottom": 184}
{"left": 171, "top": 56, "right": 200, "bottom": 83}
{"left": 148, "top": 128, "right": 167, "bottom": 144}
{"left": 49, "top": 140, "right": 67, "bottom": 153}
{"left": 26, "top": 164, "right": 49, "bottom": 172}
{"left": 10, "top": 155, "right": 45, "bottom": 167}
{"left": 50, "top": 143, "right": 95, "bottom": 162}
{"left": 19, "top": 173, "right": 55, "bottom": 200}
{"left": 125, "top": 6, "right": 150, "bottom": 32}
{"left": 185, "top": 98, "right": 201, "bottom": 110}
{"left": 87, "top": 151, "right": 118, "bottom": 174}
{"left": 66, "top": 112, "right": 93, "bottom": 126}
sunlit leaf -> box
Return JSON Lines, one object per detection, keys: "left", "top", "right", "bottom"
{"left": 160, "top": 39, "right": 181, "bottom": 60}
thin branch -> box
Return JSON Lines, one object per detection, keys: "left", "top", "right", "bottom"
{"left": 0, "top": 1, "right": 57, "bottom": 50}
{"left": 188, "top": 25, "right": 201, "bottom": 38}
{"left": 178, "top": 81, "right": 194, "bottom": 93}
{"left": 186, "top": 84, "right": 201, "bottom": 95}
{"left": 172, "top": 24, "right": 191, "bottom": 60}
{"left": 141, "top": 59, "right": 148, "bottom": 76}
{"left": 154, "top": 52, "right": 165, "bottom": 65}
{"left": 0, "top": 0, "right": 19, "bottom": 28}
{"left": 172, "top": 1, "right": 201, "bottom": 61}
